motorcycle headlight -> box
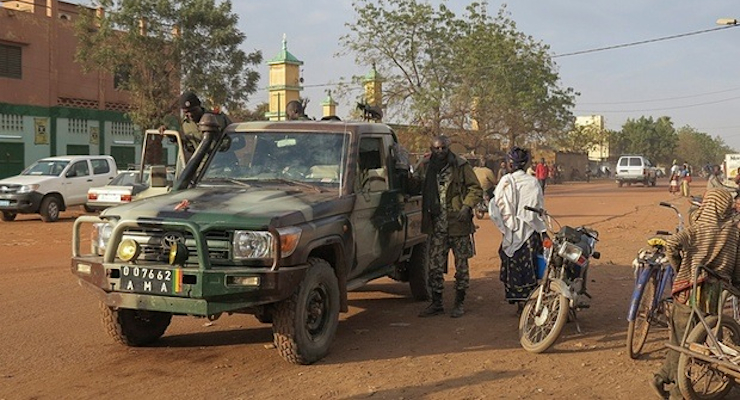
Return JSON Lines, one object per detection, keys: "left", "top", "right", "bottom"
{"left": 232, "top": 227, "right": 302, "bottom": 260}
{"left": 558, "top": 241, "right": 583, "bottom": 265}
{"left": 17, "top": 184, "right": 40, "bottom": 194}
{"left": 91, "top": 222, "right": 113, "bottom": 255}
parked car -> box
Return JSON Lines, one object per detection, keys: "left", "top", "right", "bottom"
{"left": 615, "top": 155, "right": 657, "bottom": 187}
{"left": 0, "top": 155, "right": 117, "bottom": 222}
{"left": 86, "top": 167, "right": 175, "bottom": 211}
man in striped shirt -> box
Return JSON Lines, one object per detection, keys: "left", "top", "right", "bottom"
{"left": 652, "top": 189, "right": 740, "bottom": 399}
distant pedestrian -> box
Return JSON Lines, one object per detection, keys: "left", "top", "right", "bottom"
{"left": 535, "top": 158, "right": 549, "bottom": 193}
{"left": 413, "top": 135, "right": 483, "bottom": 318}
{"left": 473, "top": 157, "right": 496, "bottom": 199}
{"left": 489, "top": 147, "right": 546, "bottom": 313}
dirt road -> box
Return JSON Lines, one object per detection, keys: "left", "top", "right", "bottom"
{"left": 0, "top": 179, "right": 727, "bottom": 399}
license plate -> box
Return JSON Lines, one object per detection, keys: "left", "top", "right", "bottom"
{"left": 99, "top": 193, "right": 121, "bottom": 202}
{"left": 120, "top": 266, "right": 175, "bottom": 293}
{"left": 0, "top": 200, "right": 9, "bottom": 206}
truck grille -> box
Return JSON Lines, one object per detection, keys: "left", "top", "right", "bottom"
{"left": 118, "top": 228, "right": 231, "bottom": 264}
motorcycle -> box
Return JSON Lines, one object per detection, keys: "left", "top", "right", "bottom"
{"left": 518, "top": 205, "right": 600, "bottom": 353}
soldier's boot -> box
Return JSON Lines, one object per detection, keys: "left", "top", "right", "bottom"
{"left": 450, "top": 290, "right": 466, "bottom": 318}
{"left": 418, "top": 291, "right": 444, "bottom": 317}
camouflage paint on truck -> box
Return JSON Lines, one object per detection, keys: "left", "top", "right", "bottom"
{"left": 71, "top": 119, "right": 427, "bottom": 364}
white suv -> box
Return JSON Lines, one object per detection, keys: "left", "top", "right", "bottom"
{"left": 0, "top": 155, "right": 117, "bottom": 222}
{"left": 615, "top": 155, "right": 657, "bottom": 187}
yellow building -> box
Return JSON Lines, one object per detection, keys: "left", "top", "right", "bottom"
{"left": 264, "top": 35, "right": 303, "bottom": 121}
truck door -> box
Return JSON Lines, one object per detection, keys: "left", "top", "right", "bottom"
{"left": 63, "top": 160, "right": 92, "bottom": 205}
{"left": 351, "top": 136, "right": 404, "bottom": 277}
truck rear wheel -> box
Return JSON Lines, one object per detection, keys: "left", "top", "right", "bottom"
{"left": 272, "top": 258, "right": 339, "bottom": 364}
{"left": 100, "top": 302, "right": 172, "bottom": 346}
{"left": 1, "top": 211, "right": 16, "bottom": 221}
{"left": 408, "top": 241, "right": 430, "bottom": 301}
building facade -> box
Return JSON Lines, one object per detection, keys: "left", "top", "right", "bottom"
{"left": 0, "top": 0, "right": 150, "bottom": 177}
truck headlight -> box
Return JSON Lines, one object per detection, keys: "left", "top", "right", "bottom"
{"left": 17, "top": 184, "right": 39, "bottom": 194}
{"left": 91, "top": 222, "right": 113, "bottom": 255}
{"left": 233, "top": 231, "right": 272, "bottom": 260}
{"left": 232, "top": 227, "right": 302, "bottom": 260}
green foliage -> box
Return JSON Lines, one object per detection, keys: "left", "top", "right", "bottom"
{"left": 674, "top": 125, "right": 733, "bottom": 168}
{"left": 617, "top": 116, "right": 677, "bottom": 165}
{"left": 340, "top": 1, "right": 575, "bottom": 151}
{"left": 74, "top": 0, "right": 262, "bottom": 131}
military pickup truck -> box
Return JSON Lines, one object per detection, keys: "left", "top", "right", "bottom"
{"left": 71, "top": 117, "right": 429, "bottom": 364}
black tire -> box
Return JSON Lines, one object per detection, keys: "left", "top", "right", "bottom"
{"left": 39, "top": 196, "right": 60, "bottom": 222}
{"left": 617, "top": 181, "right": 623, "bottom": 187}
{"left": 1, "top": 211, "right": 16, "bottom": 221}
{"left": 408, "top": 241, "right": 430, "bottom": 301}
{"left": 272, "top": 258, "right": 340, "bottom": 365}
{"left": 519, "top": 283, "right": 570, "bottom": 353}
{"left": 100, "top": 302, "right": 172, "bottom": 346}
{"left": 677, "top": 315, "right": 740, "bottom": 400}
{"left": 626, "top": 270, "right": 657, "bottom": 359}
{"left": 84, "top": 204, "right": 96, "bottom": 213}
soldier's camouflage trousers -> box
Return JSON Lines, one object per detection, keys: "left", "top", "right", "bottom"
{"left": 428, "top": 231, "right": 474, "bottom": 295}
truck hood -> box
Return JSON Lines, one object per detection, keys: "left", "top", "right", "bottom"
{"left": 0, "top": 175, "right": 55, "bottom": 186}
{"left": 100, "top": 186, "right": 353, "bottom": 228}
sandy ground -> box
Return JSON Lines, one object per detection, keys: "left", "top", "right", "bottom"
{"left": 0, "top": 178, "right": 730, "bottom": 400}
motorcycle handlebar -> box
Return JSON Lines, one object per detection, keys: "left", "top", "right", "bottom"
{"left": 524, "top": 206, "right": 544, "bottom": 215}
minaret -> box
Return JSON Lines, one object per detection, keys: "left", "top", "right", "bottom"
{"left": 321, "top": 90, "right": 337, "bottom": 118}
{"left": 265, "top": 34, "right": 303, "bottom": 121}
{"left": 362, "top": 63, "right": 383, "bottom": 109}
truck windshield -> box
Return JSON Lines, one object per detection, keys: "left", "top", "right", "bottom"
{"left": 202, "top": 131, "right": 347, "bottom": 187}
{"left": 22, "top": 160, "right": 69, "bottom": 176}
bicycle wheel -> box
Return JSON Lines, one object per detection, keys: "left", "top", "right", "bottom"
{"left": 677, "top": 315, "right": 740, "bottom": 400}
{"left": 626, "top": 269, "right": 657, "bottom": 359}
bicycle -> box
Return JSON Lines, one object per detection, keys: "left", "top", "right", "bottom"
{"left": 625, "top": 201, "right": 682, "bottom": 359}
{"left": 666, "top": 265, "right": 740, "bottom": 400}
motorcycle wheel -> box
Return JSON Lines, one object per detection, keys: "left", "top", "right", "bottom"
{"left": 626, "top": 269, "right": 657, "bottom": 359}
{"left": 518, "top": 282, "right": 569, "bottom": 353}
{"left": 677, "top": 315, "right": 740, "bottom": 400}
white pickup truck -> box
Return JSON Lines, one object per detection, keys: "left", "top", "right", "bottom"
{"left": 0, "top": 155, "right": 117, "bottom": 222}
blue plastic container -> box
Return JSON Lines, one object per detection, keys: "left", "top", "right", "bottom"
{"left": 535, "top": 254, "right": 547, "bottom": 279}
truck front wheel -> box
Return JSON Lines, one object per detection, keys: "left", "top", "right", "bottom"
{"left": 408, "top": 241, "right": 430, "bottom": 301}
{"left": 39, "top": 196, "right": 61, "bottom": 222}
{"left": 273, "top": 258, "right": 340, "bottom": 364}
{"left": 100, "top": 302, "right": 172, "bottom": 346}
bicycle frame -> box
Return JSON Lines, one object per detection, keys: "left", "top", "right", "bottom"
{"left": 627, "top": 259, "right": 674, "bottom": 321}
{"left": 666, "top": 265, "right": 740, "bottom": 379}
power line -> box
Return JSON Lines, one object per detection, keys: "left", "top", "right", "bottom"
{"left": 576, "top": 94, "right": 740, "bottom": 113}
{"left": 553, "top": 25, "right": 739, "bottom": 58}
{"left": 579, "top": 87, "right": 740, "bottom": 105}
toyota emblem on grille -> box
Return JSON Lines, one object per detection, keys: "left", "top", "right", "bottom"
{"left": 161, "top": 232, "right": 185, "bottom": 249}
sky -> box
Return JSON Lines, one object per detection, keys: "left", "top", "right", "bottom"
{"left": 71, "top": 1, "right": 740, "bottom": 150}
{"left": 232, "top": 0, "right": 740, "bottom": 149}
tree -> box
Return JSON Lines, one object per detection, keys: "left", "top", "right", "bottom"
{"left": 452, "top": 4, "right": 576, "bottom": 148}
{"left": 74, "top": 0, "right": 262, "bottom": 132}
{"left": 340, "top": 1, "right": 575, "bottom": 150}
{"left": 228, "top": 102, "right": 270, "bottom": 122}
{"left": 617, "top": 116, "right": 677, "bottom": 165}
{"left": 340, "top": 0, "right": 459, "bottom": 136}
{"left": 674, "top": 125, "right": 734, "bottom": 169}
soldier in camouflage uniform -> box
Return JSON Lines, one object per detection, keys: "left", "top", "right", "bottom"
{"left": 179, "top": 91, "right": 232, "bottom": 160}
{"left": 413, "top": 135, "right": 483, "bottom": 318}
